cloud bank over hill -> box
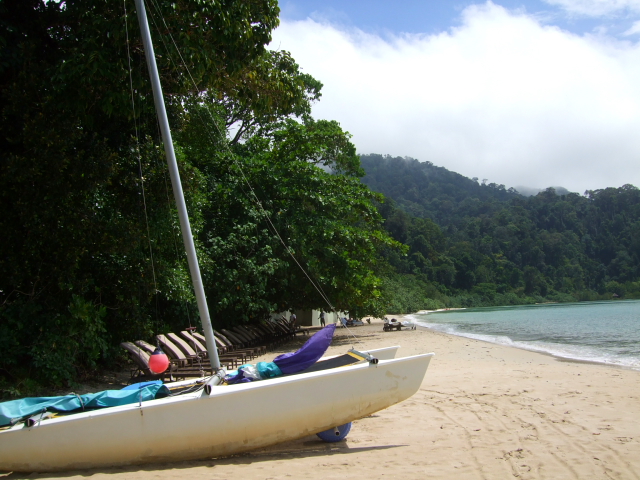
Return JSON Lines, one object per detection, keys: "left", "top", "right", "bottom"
{"left": 272, "top": 2, "right": 640, "bottom": 193}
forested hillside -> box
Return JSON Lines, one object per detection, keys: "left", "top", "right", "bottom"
{"left": 361, "top": 154, "right": 520, "bottom": 224}
{"left": 362, "top": 155, "right": 640, "bottom": 312}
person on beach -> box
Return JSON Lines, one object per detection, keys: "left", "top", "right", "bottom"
{"left": 320, "top": 311, "right": 325, "bottom": 327}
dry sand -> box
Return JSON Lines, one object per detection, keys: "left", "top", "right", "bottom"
{"left": 10, "top": 318, "right": 640, "bottom": 479}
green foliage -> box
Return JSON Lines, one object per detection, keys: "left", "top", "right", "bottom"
{"left": 0, "top": 0, "right": 399, "bottom": 386}
{"left": 1, "top": 0, "right": 283, "bottom": 385}
{"left": 379, "top": 273, "right": 445, "bottom": 314}
{"left": 178, "top": 108, "right": 397, "bottom": 320}
{"left": 0, "top": 295, "right": 107, "bottom": 386}
{"left": 220, "top": 50, "right": 323, "bottom": 143}
{"left": 30, "top": 296, "right": 108, "bottom": 385}
{"left": 363, "top": 155, "right": 640, "bottom": 312}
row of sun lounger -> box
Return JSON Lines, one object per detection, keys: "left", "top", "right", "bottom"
{"left": 120, "top": 318, "right": 304, "bottom": 382}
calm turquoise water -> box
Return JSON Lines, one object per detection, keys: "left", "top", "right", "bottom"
{"left": 409, "top": 300, "right": 640, "bottom": 370}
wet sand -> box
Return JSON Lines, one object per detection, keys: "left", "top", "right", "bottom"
{"left": 11, "top": 318, "right": 640, "bottom": 479}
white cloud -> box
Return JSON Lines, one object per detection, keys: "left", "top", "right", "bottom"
{"left": 624, "top": 20, "right": 640, "bottom": 35}
{"left": 544, "top": 0, "right": 640, "bottom": 17}
{"left": 271, "top": 2, "right": 640, "bottom": 192}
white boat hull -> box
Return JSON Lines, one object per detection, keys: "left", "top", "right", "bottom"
{"left": 0, "top": 352, "right": 432, "bottom": 472}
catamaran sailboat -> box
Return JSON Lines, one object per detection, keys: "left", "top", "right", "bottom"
{"left": 0, "top": 0, "right": 433, "bottom": 472}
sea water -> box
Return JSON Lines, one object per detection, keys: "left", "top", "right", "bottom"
{"left": 409, "top": 300, "right": 640, "bottom": 370}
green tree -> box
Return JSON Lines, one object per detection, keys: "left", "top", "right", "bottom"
{"left": 0, "top": 0, "right": 402, "bottom": 387}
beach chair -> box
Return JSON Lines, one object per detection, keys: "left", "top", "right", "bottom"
{"left": 120, "top": 341, "right": 213, "bottom": 382}
{"left": 133, "top": 339, "right": 156, "bottom": 355}
{"left": 281, "top": 316, "right": 306, "bottom": 335}
{"left": 273, "top": 318, "right": 296, "bottom": 339}
{"left": 155, "top": 334, "right": 229, "bottom": 371}
{"left": 221, "top": 331, "right": 261, "bottom": 359}
{"left": 232, "top": 326, "right": 268, "bottom": 354}
{"left": 135, "top": 338, "right": 233, "bottom": 369}
{"left": 238, "top": 324, "right": 273, "bottom": 348}
{"left": 184, "top": 330, "right": 233, "bottom": 355}
{"left": 382, "top": 318, "right": 415, "bottom": 331}
{"left": 132, "top": 339, "right": 198, "bottom": 372}
{"left": 178, "top": 330, "right": 246, "bottom": 367}
{"left": 256, "top": 321, "right": 285, "bottom": 345}
{"left": 186, "top": 331, "right": 253, "bottom": 363}
{"left": 228, "top": 327, "right": 253, "bottom": 345}
{"left": 206, "top": 331, "right": 260, "bottom": 360}
{"left": 124, "top": 340, "right": 231, "bottom": 382}
{"left": 167, "top": 332, "right": 204, "bottom": 360}
{"left": 156, "top": 334, "right": 195, "bottom": 367}
{"left": 221, "top": 329, "right": 264, "bottom": 357}
{"left": 263, "top": 319, "right": 292, "bottom": 343}
{"left": 120, "top": 342, "right": 166, "bottom": 382}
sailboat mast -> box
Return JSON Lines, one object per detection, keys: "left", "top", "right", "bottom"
{"left": 134, "top": 0, "right": 221, "bottom": 371}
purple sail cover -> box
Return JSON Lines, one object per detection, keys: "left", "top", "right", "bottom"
{"left": 273, "top": 324, "right": 336, "bottom": 374}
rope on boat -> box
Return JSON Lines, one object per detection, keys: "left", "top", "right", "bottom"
{"left": 124, "top": 0, "right": 168, "bottom": 390}
{"left": 69, "top": 393, "right": 85, "bottom": 411}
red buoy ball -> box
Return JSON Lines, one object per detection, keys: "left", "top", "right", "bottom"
{"left": 149, "top": 347, "right": 169, "bottom": 374}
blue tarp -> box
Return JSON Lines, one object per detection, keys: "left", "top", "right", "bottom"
{"left": 257, "top": 361, "right": 283, "bottom": 378}
{"left": 225, "top": 361, "right": 283, "bottom": 384}
{"left": 0, "top": 383, "right": 170, "bottom": 427}
{"left": 121, "top": 380, "right": 164, "bottom": 390}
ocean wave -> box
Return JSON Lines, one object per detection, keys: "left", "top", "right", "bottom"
{"left": 414, "top": 319, "right": 640, "bottom": 371}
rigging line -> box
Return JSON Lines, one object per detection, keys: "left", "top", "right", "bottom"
{"left": 145, "top": 0, "right": 336, "bottom": 313}
{"left": 124, "top": 0, "right": 159, "bottom": 313}
{"left": 160, "top": 162, "right": 195, "bottom": 328}
{"left": 342, "top": 323, "right": 365, "bottom": 347}
{"left": 150, "top": 122, "right": 212, "bottom": 372}
{"left": 146, "top": 85, "right": 196, "bottom": 329}
{"left": 166, "top": 382, "right": 206, "bottom": 397}
{"left": 149, "top": 90, "right": 196, "bottom": 330}
{"left": 125, "top": 0, "right": 158, "bottom": 363}
{"left": 137, "top": 1, "right": 200, "bottom": 337}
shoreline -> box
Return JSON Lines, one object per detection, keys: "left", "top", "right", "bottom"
{"left": 403, "top": 309, "right": 640, "bottom": 373}
{"left": 11, "top": 319, "right": 640, "bottom": 479}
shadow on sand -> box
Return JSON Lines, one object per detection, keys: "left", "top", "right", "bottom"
{"left": 4, "top": 436, "right": 405, "bottom": 478}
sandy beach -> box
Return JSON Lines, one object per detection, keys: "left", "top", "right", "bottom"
{"left": 9, "top": 318, "right": 640, "bottom": 480}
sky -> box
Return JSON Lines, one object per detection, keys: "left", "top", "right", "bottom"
{"left": 271, "top": 0, "right": 640, "bottom": 193}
